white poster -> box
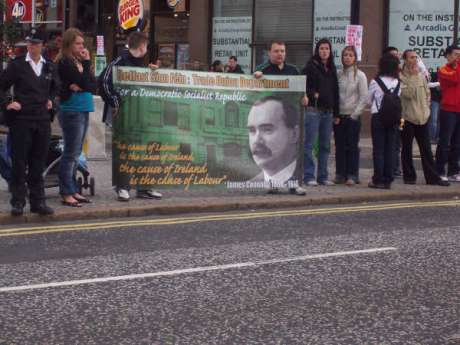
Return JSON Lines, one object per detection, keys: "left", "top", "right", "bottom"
{"left": 346, "top": 25, "right": 363, "bottom": 61}
{"left": 212, "top": 16, "right": 252, "bottom": 74}
{"left": 389, "top": 0, "right": 459, "bottom": 72}
{"left": 313, "top": 0, "right": 351, "bottom": 67}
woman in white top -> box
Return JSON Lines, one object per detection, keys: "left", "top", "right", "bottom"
{"left": 334, "top": 46, "right": 368, "bottom": 186}
{"left": 367, "top": 54, "right": 401, "bottom": 189}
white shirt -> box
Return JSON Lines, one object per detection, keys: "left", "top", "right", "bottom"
{"left": 25, "top": 52, "right": 46, "bottom": 77}
{"left": 367, "top": 76, "right": 401, "bottom": 114}
{"left": 263, "top": 159, "right": 297, "bottom": 186}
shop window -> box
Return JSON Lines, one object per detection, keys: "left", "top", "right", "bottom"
{"left": 75, "top": 0, "right": 96, "bottom": 33}
{"left": 212, "top": 0, "right": 253, "bottom": 73}
{"left": 254, "top": 0, "right": 314, "bottom": 69}
{"left": 389, "top": 0, "right": 456, "bottom": 72}
{"left": 225, "top": 102, "right": 239, "bottom": 128}
{"left": 313, "top": 0, "right": 351, "bottom": 67}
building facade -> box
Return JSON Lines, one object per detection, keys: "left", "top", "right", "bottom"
{"left": 5, "top": 0, "right": 458, "bottom": 74}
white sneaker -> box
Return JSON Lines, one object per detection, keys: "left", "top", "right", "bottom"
{"left": 319, "top": 180, "right": 335, "bottom": 186}
{"left": 306, "top": 180, "right": 318, "bottom": 186}
{"left": 117, "top": 189, "right": 130, "bottom": 201}
{"left": 440, "top": 176, "right": 448, "bottom": 182}
{"left": 448, "top": 174, "right": 460, "bottom": 182}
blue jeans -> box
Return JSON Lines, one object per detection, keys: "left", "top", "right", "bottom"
{"left": 58, "top": 111, "right": 89, "bottom": 195}
{"left": 0, "top": 134, "right": 12, "bottom": 184}
{"left": 304, "top": 109, "right": 333, "bottom": 183}
{"left": 435, "top": 110, "right": 460, "bottom": 177}
{"left": 333, "top": 116, "right": 361, "bottom": 182}
{"left": 371, "top": 113, "right": 397, "bottom": 185}
{"left": 429, "top": 101, "right": 440, "bottom": 142}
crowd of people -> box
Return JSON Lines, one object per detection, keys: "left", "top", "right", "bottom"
{"left": 1, "top": 28, "right": 459, "bottom": 216}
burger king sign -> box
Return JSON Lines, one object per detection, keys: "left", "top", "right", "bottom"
{"left": 118, "top": 0, "right": 144, "bottom": 31}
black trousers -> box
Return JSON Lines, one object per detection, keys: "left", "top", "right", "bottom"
{"left": 9, "top": 120, "right": 50, "bottom": 206}
{"left": 334, "top": 116, "right": 361, "bottom": 182}
{"left": 401, "top": 120, "right": 440, "bottom": 184}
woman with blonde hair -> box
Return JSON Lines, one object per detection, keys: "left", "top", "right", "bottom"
{"left": 334, "top": 46, "right": 368, "bottom": 185}
{"left": 56, "top": 28, "right": 96, "bottom": 206}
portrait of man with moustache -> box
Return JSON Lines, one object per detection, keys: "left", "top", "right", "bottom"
{"left": 247, "top": 96, "right": 301, "bottom": 187}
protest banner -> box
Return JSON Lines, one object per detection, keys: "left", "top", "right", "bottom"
{"left": 112, "top": 67, "right": 306, "bottom": 191}
{"left": 346, "top": 25, "right": 363, "bottom": 61}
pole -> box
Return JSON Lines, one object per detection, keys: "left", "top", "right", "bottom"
{"left": 31, "top": 0, "right": 36, "bottom": 28}
{"left": 251, "top": 0, "right": 255, "bottom": 73}
{"left": 454, "top": 0, "right": 459, "bottom": 45}
{"left": 351, "top": 0, "right": 360, "bottom": 25}
{"left": 0, "top": 0, "right": 4, "bottom": 72}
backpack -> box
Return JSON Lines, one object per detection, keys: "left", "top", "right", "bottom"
{"left": 375, "top": 77, "right": 402, "bottom": 128}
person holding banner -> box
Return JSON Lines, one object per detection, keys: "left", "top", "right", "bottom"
{"left": 56, "top": 28, "right": 97, "bottom": 207}
{"left": 302, "top": 38, "right": 339, "bottom": 186}
{"left": 334, "top": 46, "right": 368, "bottom": 186}
{"left": 253, "top": 40, "right": 308, "bottom": 195}
{"left": 100, "top": 31, "right": 163, "bottom": 202}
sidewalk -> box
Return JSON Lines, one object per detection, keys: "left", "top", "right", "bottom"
{"left": 1, "top": 137, "right": 459, "bottom": 225}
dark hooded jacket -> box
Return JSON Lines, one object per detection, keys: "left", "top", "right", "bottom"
{"left": 302, "top": 57, "right": 339, "bottom": 116}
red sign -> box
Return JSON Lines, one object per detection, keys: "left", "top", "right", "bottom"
{"left": 118, "top": 0, "right": 144, "bottom": 31}
{"left": 6, "top": 0, "right": 32, "bottom": 22}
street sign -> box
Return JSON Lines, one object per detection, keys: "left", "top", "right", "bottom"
{"left": 117, "top": 0, "right": 144, "bottom": 31}
{"left": 8, "top": 0, "right": 32, "bottom": 22}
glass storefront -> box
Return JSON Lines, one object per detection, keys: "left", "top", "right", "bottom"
{"left": 152, "top": 0, "right": 191, "bottom": 69}
{"left": 313, "top": 0, "right": 351, "bottom": 67}
{"left": 212, "top": 0, "right": 351, "bottom": 73}
{"left": 254, "top": 0, "right": 313, "bottom": 70}
{"left": 212, "top": 0, "right": 252, "bottom": 73}
{"left": 389, "top": 0, "right": 458, "bottom": 71}
{"left": 3, "top": 0, "right": 65, "bottom": 59}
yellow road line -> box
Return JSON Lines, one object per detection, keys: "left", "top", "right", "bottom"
{"left": 0, "top": 200, "right": 459, "bottom": 238}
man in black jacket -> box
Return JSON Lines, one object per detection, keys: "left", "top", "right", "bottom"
{"left": 0, "top": 29, "right": 59, "bottom": 216}
{"left": 100, "top": 31, "right": 163, "bottom": 202}
{"left": 253, "top": 40, "right": 308, "bottom": 196}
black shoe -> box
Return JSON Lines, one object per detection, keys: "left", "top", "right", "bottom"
{"left": 136, "top": 190, "right": 163, "bottom": 199}
{"left": 30, "top": 203, "right": 54, "bottom": 216}
{"left": 368, "top": 181, "right": 388, "bottom": 189}
{"left": 404, "top": 180, "right": 416, "bottom": 185}
{"left": 11, "top": 203, "right": 24, "bottom": 216}
{"left": 427, "top": 180, "right": 450, "bottom": 187}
